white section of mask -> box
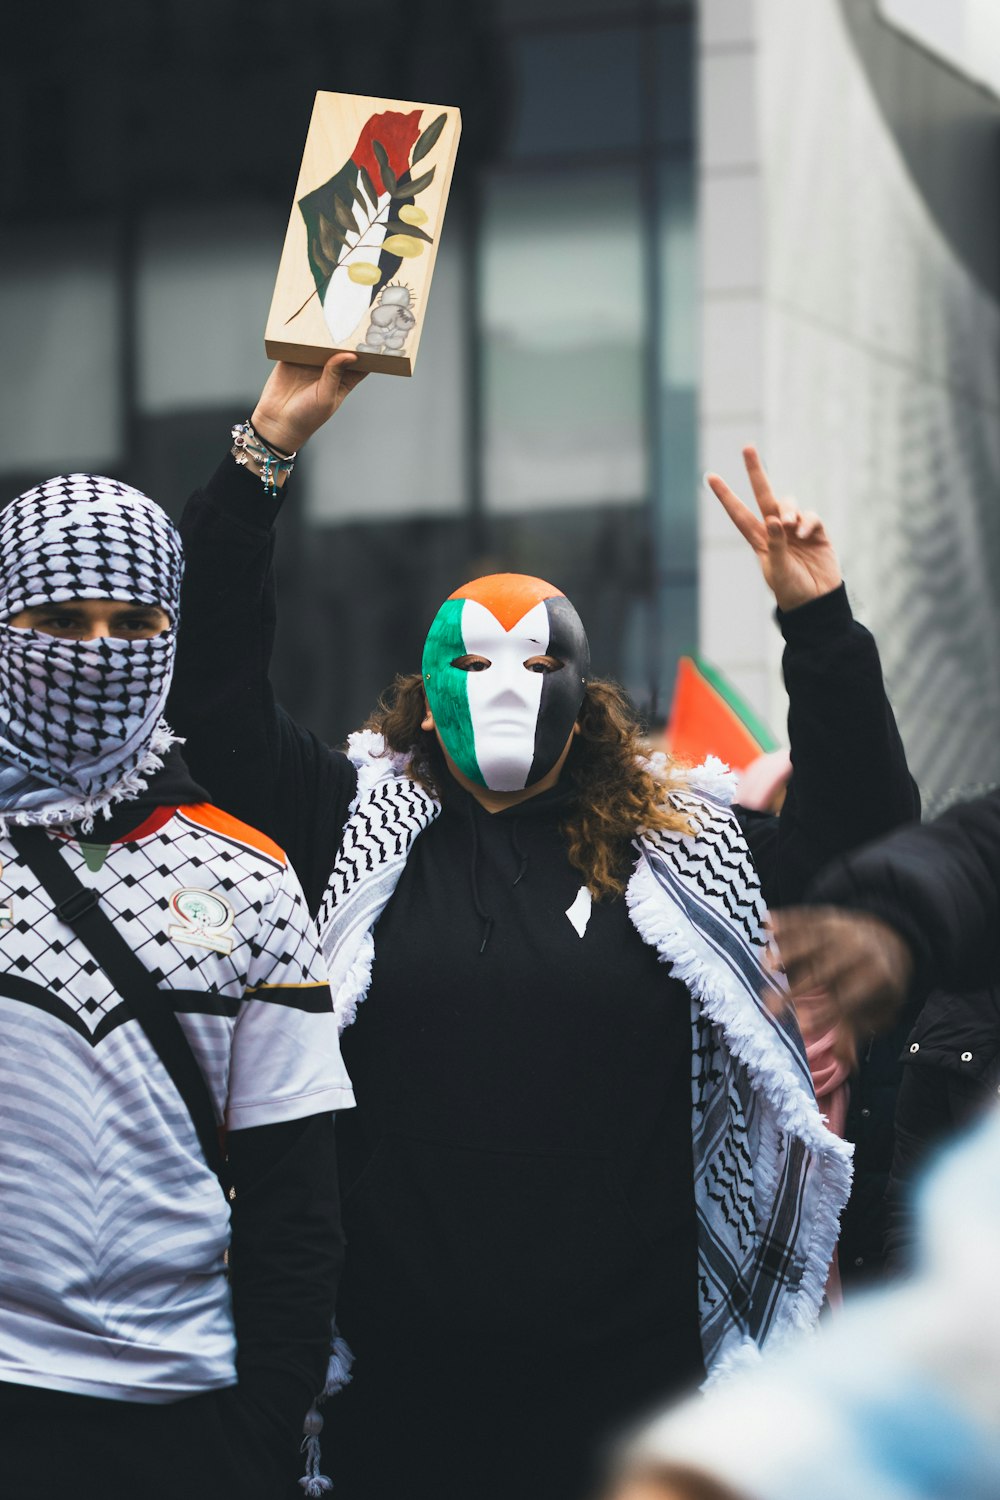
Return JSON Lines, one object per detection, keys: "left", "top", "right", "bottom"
{"left": 461, "top": 598, "right": 548, "bottom": 792}
{"left": 565, "top": 885, "right": 593, "bottom": 938}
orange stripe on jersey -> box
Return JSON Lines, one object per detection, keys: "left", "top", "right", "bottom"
{"left": 448, "top": 573, "right": 563, "bottom": 633}
{"left": 179, "top": 803, "right": 287, "bottom": 866}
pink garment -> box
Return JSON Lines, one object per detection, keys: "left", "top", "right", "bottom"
{"left": 797, "top": 992, "right": 852, "bottom": 1306}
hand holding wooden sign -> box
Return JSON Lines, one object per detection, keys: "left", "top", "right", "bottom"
{"left": 265, "top": 91, "right": 462, "bottom": 376}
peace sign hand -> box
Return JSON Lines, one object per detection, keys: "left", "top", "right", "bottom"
{"left": 706, "top": 446, "right": 842, "bottom": 612}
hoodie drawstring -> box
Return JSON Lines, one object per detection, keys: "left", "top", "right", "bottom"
{"left": 466, "top": 803, "right": 531, "bottom": 954}
{"left": 466, "top": 802, "right": 494, "bottom": 955}
{"left": 510, "top": 821, "right": 529, "bottom": 888}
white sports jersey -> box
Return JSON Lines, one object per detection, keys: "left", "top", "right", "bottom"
{"left": 0, "top": 802, "right": 354, "bottom": 1403}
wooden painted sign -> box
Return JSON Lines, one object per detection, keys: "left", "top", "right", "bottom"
{"left": 265, "top": 91, "right": 461, "bottom": 376}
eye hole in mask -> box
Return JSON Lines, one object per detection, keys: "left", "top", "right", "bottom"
{"left": 451, "top": 653, "right": 564, "bottom": 675}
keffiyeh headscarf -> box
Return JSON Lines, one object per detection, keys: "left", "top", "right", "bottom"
{"left": 0, "top": 473, "right": 183, "bottom": 831}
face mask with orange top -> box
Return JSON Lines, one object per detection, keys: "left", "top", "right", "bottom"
{"left": 421, "top": 573, "right": 590, "bottom": 792}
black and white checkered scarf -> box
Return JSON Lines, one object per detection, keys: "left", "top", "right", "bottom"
{"left": 0, "top": 474, "right": 183, "bottom": 831}
{"left": 317, "top": 734, "right": 853, "bottom": 1382}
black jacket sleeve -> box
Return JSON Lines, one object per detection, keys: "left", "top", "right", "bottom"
{"left": 168, "top": 457, "right": 357, "bottom": 913}
{"left": 809, "top": 787, "right": 1000, "bottom": 992}
{"left": 226, "top": 1113, "right": 343, "bottom": 1470}
{"left": 738, "top": 585, "right": 920, "bottom": 908}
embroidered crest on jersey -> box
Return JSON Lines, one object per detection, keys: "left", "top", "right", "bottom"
{"left": 169, "top": 888, "right": 236, "bottom": 955}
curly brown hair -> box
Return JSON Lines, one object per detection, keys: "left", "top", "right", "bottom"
{"left": 364, "top": 673, "right": 693, "bottom": 899}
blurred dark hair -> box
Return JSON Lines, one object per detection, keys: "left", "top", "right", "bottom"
{"left": 365, "top": 673, "right": 692, "bottom": 899}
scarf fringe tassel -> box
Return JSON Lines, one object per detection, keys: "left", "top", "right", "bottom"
{"left": 298, "top": 1333, "right": 354, "bottom": 1494}
{"left": 626, "top": 850, "right": 853, "bottom": 1358}
{"left": 0, "top": 722, "right": 180, "bottom": 836}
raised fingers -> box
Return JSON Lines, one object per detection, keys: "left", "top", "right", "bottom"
{"left": 795, "top": 510, "right": 825, "bottom": 542}
{"left": 742, "top": 445, "right": 780, "bottom": 520}
{"left": 705, "top": 472, "right": 766, "bottom": 550}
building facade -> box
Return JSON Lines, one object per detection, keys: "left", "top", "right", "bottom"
{"left": 699, "top": 0, "right": 1000, "bottom": 812}
{"left": 1, "top": 0, "right": 998, "bottom": 808}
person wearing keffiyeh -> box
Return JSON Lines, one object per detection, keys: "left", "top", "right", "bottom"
{"left": 0, "top": 474, "right": 354, "bottom": 1500}
{"left": 168, "top": 354, "right": 921, "bottom": 1500}
{"left": 0, "top": 473, "right": 182, "bottom": 829}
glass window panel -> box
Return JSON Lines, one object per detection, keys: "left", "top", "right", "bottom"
{"left": 657, "top": 157, "right": 698, "bottom": 567}
{"left": 481, "top": 169, "right": 647, "bottom": 512}
{"left": 655, "top": 20, "right": 695, "bottom": 145}
{"left": 498, "top": 0, "right": 629, "bottom": 21}
{"left": 0, "top": 227, "right": 121, "bottom": 475}
{"left": 137, "top": 205, "right": 281, "bottom": 414}
{"left": 304, "top": 225, "right": 468, "bottom": 523}
{"left": 506, "top": 29, "right": 642, "bottom": 158}
{"left": 655, "top": 157, "right": 699, "bottom": 699}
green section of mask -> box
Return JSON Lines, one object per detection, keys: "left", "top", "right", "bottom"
{"left": 421, "top": 598, "right": 485, "bottom": 786}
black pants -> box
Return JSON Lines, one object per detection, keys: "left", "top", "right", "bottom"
{"left": 0, "top": 1380, "right": 288, "bottom": 1500}
{"left": 315, "top": 1327, "right": 701, "bottom": 1500}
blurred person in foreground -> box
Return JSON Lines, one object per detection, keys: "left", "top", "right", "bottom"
{"left": 769, "top": 782, "right": 1000, "bottom": 1057}
{"left": 167, "top": 353, "right": 917, "bottom": 1500}
{"left": 607, "top": 1097, "right": 1000, "bottom": 1500}
{"left": 0, "top": 475, "right": 354, "bottom": 1500}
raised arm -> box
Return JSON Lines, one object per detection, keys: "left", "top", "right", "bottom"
{"left": 169, "top": 354, "right": 365, "bottom": 907}
{"left": 706, "top": 447, "right": 919, "bottom": 907}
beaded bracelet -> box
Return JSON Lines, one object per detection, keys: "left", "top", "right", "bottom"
{"left": 246, "top": 418, "right": 296, "bottom": 462}
{"left": 231, "top": 420, "right": 298, "bottom": 494}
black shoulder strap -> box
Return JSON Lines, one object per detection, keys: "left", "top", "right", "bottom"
{"left": 9, "top": 825, "right": 227, "bottom": 1187}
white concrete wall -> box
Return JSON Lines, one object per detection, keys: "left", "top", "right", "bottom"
{"left": 697, "top": 0, "right": 779, "bottom": 729}
{"left": 697, "top": 0, "right": 1000, "bottom": 810}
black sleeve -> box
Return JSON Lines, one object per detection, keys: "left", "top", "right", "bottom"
{"left": 808, "top": 787, "right": 1000, "bottom": 992}
{"left": 168, "top": 456, "right": 357, "bottom": 912}
{"left": 739, "top": 585, "right": 920, "bottom": 908}
{"left": 226, "top": 1112, "right": 343, "bottom": 1467}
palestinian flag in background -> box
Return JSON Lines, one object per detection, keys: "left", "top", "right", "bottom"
{"left": 665, "top": 655, "right": 779, "bottom": 772}
{"left": 297, "top": 108, "right": 445, "bottom": 342}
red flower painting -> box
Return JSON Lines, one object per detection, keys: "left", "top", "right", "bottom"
{"left": 352, "top": 110, "right": 422, "bottom": 195}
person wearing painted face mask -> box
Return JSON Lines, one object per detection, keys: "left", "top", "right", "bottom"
{"left": 168, "top": 355, "right": 918, "bottom": 1500}
{"left": 0, "top": 474, "right": 354, "bottom": 1500}
{"left": 419, "top": 575, "right": 590, "bottom": 800}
